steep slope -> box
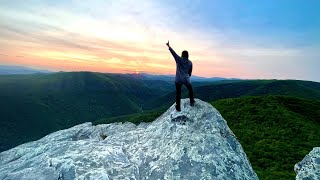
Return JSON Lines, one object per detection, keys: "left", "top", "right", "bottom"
{"left": 212, "top": 96, "right": 320, "bottom": 179}
{"left": 0, "top": 72, "right": 171, "bottom": 152}
{"left": 0, "top": 99, "right": 258, "bottom": 179}
{"left": 152, "top": 80, "right": 320, "bottom": 108}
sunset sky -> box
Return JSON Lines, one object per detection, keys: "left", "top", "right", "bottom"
{"left": 0, "top": 0, "right": 319, "bottom": 81}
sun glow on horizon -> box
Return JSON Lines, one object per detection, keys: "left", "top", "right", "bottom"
{"left": 0, "top": 1, "right": 319, "bottom": 81}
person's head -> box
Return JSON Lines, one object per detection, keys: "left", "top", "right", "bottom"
{"left": 182, "top": 50, "right": 189, "bottom": 59}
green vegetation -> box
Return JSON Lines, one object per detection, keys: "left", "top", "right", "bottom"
{"left": 212, "top": 95, "right": 320, "bottom": 179}
{"left": 0, "top": 72, "right": 171, "bottom": 152}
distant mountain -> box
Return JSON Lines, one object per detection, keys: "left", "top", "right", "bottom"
{"left": 126, "top": 73, "right": 240, "bottom": 82}
{"left": 127, "top": 73, "right": 175, "bottom": 81}
{"left": 151, "top": 80, "right": 320, "bottom": 108}
{"left": 191, "top": 76, "right": 241, "bottom": 82}
{"left": 0, "top": 65, "right": 51, "bottom": 74}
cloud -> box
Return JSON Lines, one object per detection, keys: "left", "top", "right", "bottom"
{"left": 0, "top": 0, "right": 319, "bottom": 81}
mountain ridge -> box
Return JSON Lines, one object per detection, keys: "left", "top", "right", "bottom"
{"left": 0, "top": 65, "right": 51, "bottom": 74}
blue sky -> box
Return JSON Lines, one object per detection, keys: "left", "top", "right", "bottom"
{"left": 0, "top": 0, "right": 319, "bottom": 81}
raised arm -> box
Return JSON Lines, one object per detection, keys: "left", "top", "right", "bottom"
{"left": 166, "top": 41, "right": 180, "bottom": 62}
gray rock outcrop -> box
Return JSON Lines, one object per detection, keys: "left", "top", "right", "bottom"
{"left": 0, "top": 99, "right": 258, "bottom": 179}
{"left": 295, "top": 147, "right": 320, "bottom": 179}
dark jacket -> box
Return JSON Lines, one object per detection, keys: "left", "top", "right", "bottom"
{"left": 169, "top": 47, "right": 193, "bottom": 85}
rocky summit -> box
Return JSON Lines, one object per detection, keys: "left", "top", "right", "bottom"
{"left": 295, "top": 147, "right": 320, "bottom": 179}
{"left": 0, "top": 99, "right": 258, "bottom": 180}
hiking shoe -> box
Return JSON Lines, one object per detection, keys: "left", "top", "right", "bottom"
{"left": 175, "top": 105, "right": 181, "bottom": 112}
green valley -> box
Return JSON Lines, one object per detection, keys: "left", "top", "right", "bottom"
{"left": 0, "top": 72, "right": 171, "bottom": 152}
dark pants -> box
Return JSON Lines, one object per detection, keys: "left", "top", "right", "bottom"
{"left": 175, "top": 82, "right": 195, "bottom": 108}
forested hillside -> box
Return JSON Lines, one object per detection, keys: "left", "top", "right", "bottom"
{"left": 0, "top": 72, "right": 171, "bottom": 152}
{"left": 212, "top": 96, "right": 320, "bottom": 179}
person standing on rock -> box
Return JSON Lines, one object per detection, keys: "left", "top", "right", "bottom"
{"left": 166, "top": 41, "right": 195, "bottom": 111}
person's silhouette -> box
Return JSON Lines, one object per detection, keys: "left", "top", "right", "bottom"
{"left": 166, "top": 41, "right": 195, "bottom": 111}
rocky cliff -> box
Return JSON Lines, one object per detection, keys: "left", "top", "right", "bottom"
{"left": 0, "top": 99, "right": 258, "bottom": 179}
{"left": 295, "top": 147, "right": 320, "bottom": 179}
